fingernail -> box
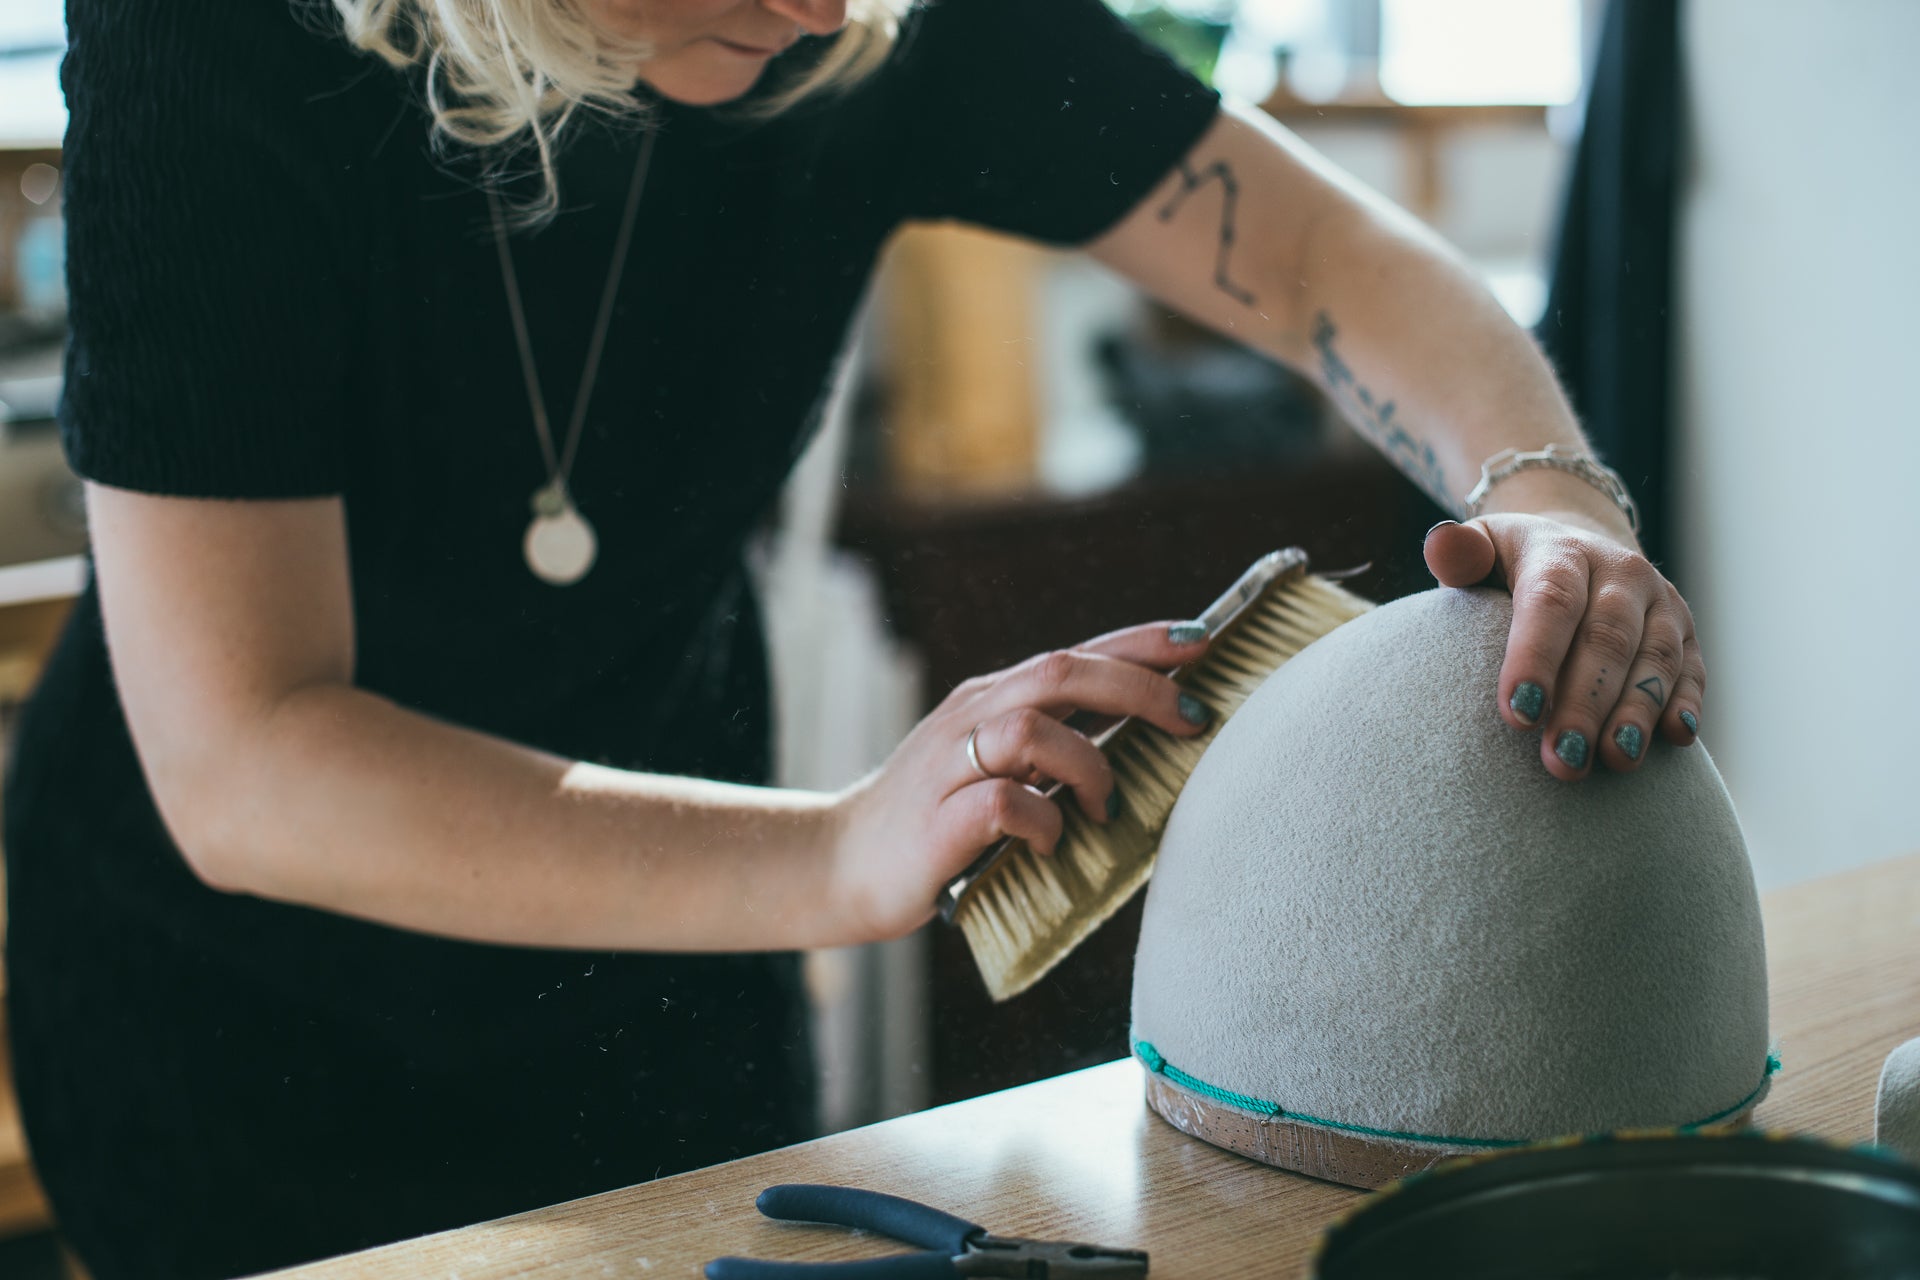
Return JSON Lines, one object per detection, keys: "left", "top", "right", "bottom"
{"left": 1427, "top": 520, "right": 1458, "bottom": 537}
{"left": 1106, "top": 787, "right": 1123, "bottom": 821}
{"left": 1168, "top": 621, "right": 1208, "bottom": 645}
{"left": 1613, "top": 723, "right": 1644, "bottom": 761}
{"left": 1555, "top": 729, "right": 1590, "bottom": 770}
{"left": 1510, "top": 681, "right": 1545, "bottom": 725}
{"left": 1177, "top": 693, "right": 1213, "bottom": 726}
{"left": 1680, "top": 709, "right": 1699, "bottom": 736}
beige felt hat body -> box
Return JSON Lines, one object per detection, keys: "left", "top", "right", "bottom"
{"left": 1130, "top": 587, "right": 1772, "bottom": 1187}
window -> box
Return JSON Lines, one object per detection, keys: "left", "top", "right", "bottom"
{"left": 1114, "top": 0, "right": 1585, "bottom": 107}
{"left": 1379, "top": 0, "right": 1582, "bottom": 105}
{"left": 0, "top": 0, "right": 64, "bottom": 148}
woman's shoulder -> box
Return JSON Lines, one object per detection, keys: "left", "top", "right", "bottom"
{"left": 828, "top": 0, "right": 1218, "bottom": 243}
{"left": 867, "top": 0, "right": 1212, "bottom": 118}
{"left": 63, "top": 0, "right": 408, "bottom": 152}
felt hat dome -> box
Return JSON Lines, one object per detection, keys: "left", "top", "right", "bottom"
{"left": 1130, "top": 587, "right": 1772, "bottom": 1188}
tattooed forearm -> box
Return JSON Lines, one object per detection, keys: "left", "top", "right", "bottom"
{"left": 1157, "top": 158, "right": 1256, "bottom": 307}
{"left": 1311, "top": 311, "right": 1452, "bottom": 511}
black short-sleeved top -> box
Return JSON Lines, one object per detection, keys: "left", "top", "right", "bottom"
{"left": 3, "top": 0, "right": 1217, "bottom": 1273}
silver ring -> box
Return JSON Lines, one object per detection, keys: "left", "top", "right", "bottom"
{"left": 965, "top": 722, "right": 991, "bottom": 779}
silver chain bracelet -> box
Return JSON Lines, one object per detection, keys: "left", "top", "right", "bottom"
{"left": 1463, "top": 443, "right": 1641, "bottom": 533}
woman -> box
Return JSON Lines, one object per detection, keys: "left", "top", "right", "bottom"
{"left": 4, "top": 0, "right": 1705, "bottom": 1275}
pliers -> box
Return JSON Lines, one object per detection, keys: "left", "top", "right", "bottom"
{"left": 704, "top": 1184, "right": 1150, "bottom": 1279}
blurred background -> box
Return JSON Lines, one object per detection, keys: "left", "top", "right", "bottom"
{"left": 1, "top": 0, "right": 1917, "bottom": 1269}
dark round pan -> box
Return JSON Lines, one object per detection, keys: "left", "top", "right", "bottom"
{"left": 1311, "top": 1130, "right": 1920, "bottom": 1279}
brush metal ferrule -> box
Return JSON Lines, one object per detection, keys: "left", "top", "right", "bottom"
{"left": 1193, "top": 547, "right": 1309, "bottom": 644}
{"left": 936, "top": 548, "right": 1311, "bottom": 924}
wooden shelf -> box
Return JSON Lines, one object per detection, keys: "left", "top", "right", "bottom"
{"left": 1257, "top": 87, "right": 1554, "bottom": 225}
{"left": 1260, "top": 86, "right": 1550, "bottom": 128}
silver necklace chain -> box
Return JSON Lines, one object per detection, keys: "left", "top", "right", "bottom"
{"left": 487, "top": 125, "right": 658, "bottom": 499}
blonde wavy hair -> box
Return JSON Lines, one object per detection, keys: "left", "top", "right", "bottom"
{"left": 332, "top": 0, "right": 913, "bottom": 220}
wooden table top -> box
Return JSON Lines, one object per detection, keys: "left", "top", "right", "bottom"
{"left": 275, "top": 850, "right": 1920, "bottom": 1279}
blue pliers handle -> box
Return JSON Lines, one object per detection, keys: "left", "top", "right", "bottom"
{"left": 703, "top": 1184, "right": 1150, "bottom": 1280}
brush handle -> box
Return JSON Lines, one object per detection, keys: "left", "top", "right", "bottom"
{"left": 936, "top": 549, "right": 1311, "bottom": 922}
{"left": 936, "top": 709, "right": 1113, "bottom": 924}
{"left": 1194, "top": 547, "right": 1308, "bottom": 635}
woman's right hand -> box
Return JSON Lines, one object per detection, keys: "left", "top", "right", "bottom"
{"left": 825, "top": 621, "right": 1216, "bottom": 944}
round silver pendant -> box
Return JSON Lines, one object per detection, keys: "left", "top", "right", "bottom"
{"left": 524, "top": 497, "right": 597, "bottom": 586}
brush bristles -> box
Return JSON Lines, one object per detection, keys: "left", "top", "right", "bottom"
{"left": 955, "top": 573, "right": 1374, "bottom": 1001}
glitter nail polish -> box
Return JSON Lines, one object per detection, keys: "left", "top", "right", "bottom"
{"left": 1510, "top": 681, "right": 1545, "bottom": 724}
{"left": 1614, "top": 723, "right": 1644, "bottom": 761}
{"left": 1555, "top": 730, "right": 1590, "bottom": 770}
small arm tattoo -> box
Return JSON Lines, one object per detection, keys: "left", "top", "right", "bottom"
{"left": 1157, "top": 158, "right": 1256, "bottom": 307}
{"left": 1311, "top": 311, "right": 1451, "bottom": 509}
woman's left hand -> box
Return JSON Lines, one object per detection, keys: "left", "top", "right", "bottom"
{"left": 1423, "top": 513, "right": 1705, "bottom": 780}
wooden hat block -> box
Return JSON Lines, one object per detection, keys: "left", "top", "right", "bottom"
{"left": 1129, "top": 588, "right": 1772, "bottom": 1189}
